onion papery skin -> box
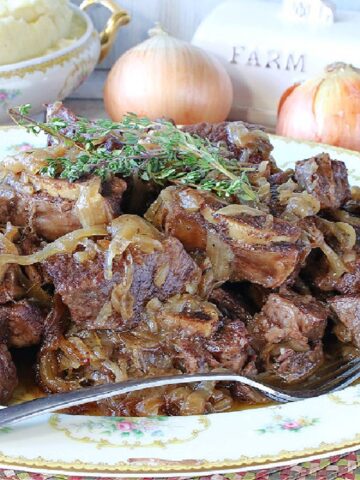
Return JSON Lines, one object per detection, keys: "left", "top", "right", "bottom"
{"left": 104, "top": 28, "right": 233, "bottom": 125}
{"left": 276, "top": 63, "right": 360, "bottom": 151}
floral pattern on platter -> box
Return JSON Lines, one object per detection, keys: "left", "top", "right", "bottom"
{"left": 0, "top": 89, "right": 21, "bottom": 111}
{"left": 257, "top": 415, "right": 319, "bottom": 434}
{"left": 50, "top": 414, "right": 210, "bottom": 449}
{"left": 329, "top": 384, "right": 360, "bottom": 406}
{"left": 85, "top": 416, "right": 167, "bottom": 438}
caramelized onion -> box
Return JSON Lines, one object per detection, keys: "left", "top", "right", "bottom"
{"left": 93, "top": 301, "right": 113, "bottom": 328}
{"left": 26, "top": 174, "right": 81, "bottom": 200}
{"left": 351, "top": 186, "right": 360, "bottom": 201}
{"left": 206, "top": 231, "right": 233, "bottom": 282}
{"left": 110, "top": 215, "right": 162, "bottom": 242}
{"left": 0, "top": 226, "right": 107, "bottom": 267}
{"left": 111, "top": 253, "right": 134, "bottom": 320}
{"left": 104, "top": 235, "right": 131, "bottom": 280}
{"left": 332, "top": 209, "right": 360, "bottom": 228}
{"left": 282, "top": 192, "right": 320, "bottom": 221}
{"left": 318, "top": 219, "right": 356, "bottom": 251}
{"left": 216, "top": 205, "right": 265, "bottom": 217}
{"left": 154, "top": 262, "right": 170, "bottom": 288}
{"left": 105, "top": 215, "right": 163, "bottom": 280}
{"left": 226, "top": 123, "right": 270, "bottom": 153}
{"left": 306, "top": 224, "right": 348, "bottom": 278}
{"left": 76, "top": 177, "right": 111, "bottom": 228}
{"left": 0, "top": 225, "right": 20, "bottom": 282}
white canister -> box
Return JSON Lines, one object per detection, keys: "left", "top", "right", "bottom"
{"left": 192, "top": 0, "right": 360, "bottom": 128}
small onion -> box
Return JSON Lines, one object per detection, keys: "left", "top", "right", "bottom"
{"left": 276, "top": 62, "right": 360, "bottom": 151}
{"left": 104, "top": 24, "right": 233, "bottom": 124}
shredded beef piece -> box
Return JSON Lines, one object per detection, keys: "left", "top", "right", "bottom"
{"left": 209, "top": 287, "right": 253, "bottom": 323}
{"left": 328, "top": 295, "right": 360, "bottom": 349}
{"left": 182, "top": 121, "right": 273, "bottom": 165}
{"left": 248, "top": 292, "right": 328, "bottom": 382}
{"left": 44, "top": 225, "right": 202, "bottom": 331}
{"left": 0, "top": 172, "right": 126, "bottom": 241}
{"left": 38, "top": 294, "right": 258, "bottom": 414}
{"left": 146, "top": 186, "right": 302, "bottom": 288}
{"left": 0, "top": 344, "right": 17, "bottom": 404}
{"left": 0, "top": 300, "right": 45, "bottom": 348}
{"left": 295, "top": 154, "right": 351, "bottom": 209}
{"left": 308, "top": 252, "right": 360, "bottom": 295}
{"left": 0, "top": 266, "right": 25, "bottom": 304}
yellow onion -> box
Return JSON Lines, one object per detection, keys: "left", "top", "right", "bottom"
{"left": 276, "top": 62, "right": 360, "bottom": 151}
{"left": 104, "top": 24, "right": 233, "bottom": 124}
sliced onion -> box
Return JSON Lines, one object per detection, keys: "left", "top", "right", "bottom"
{"left": 111, "top": 253, "right": 134, "bottom": 320}
{"left": 154, "top": 262, "right": 170, "bottom": 288}
{"left": 282, "top": 192, "right": 320, "bottom": 221}
{"left": 110, "top": 215, "right": 162, "bottom": 242}
{"left": 0, "top": 226, "right": 107, "bottom": 267}
{"left": 216, "top": 205, "right": 265, "bottom": 217}
{"left": 104, "top": 235, "right": 131, "bottom": 280}
{"left": 226, "top": 122, "right": 269, "bottom": 149}
{"left": 206, "top": 231, "right": 233, "bottom": 282}
{"left": 93, "top": 301, "right": 113, "bottom": 328}
{"left": 317, "top": 218, "right": 356, "bottom": 251}
{"left": 351, "top": 186, "right": 360, "bottom": 201}
{"left": 76, "top": 177, "right": 111, "bottom": 228}
{"left": 105, "top": 215, "right": 163, "bottom": 280}
{"left": 0, "top": 146, "right": 64, "bottom": 175}
{"left": 332, "top": 209, "right": 360, "bottom": 227}
{"left": 0, "top": 224, "right": 20, "bottom": 282}
{"left": 27, "top": 174, "right": 81, "bottom": 200}
{"left": 306, "top": 224, "right": 348, "bottom": 278}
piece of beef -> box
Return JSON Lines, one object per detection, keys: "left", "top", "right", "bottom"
{"left": 295, "top": 154, "right": 351, "bottom": 209}
{"left": 337, "top": 258, "right": 360, "bottom": 294}
{"left": 0, "top": 266, "right": 26, "bottom": 304}
{"left": 46, "top": 102, "right": 123, "bottom": 151}
{"left": 0, "top": 230, "right": 27, "bottom": 304}
{"left": 248, "top": 292, "right": 328, "bottom": 382}
{"left": 209, "top": 287, "right": 252, "bottom": 323}
{"left": 0, "top": 316, "right": 8, "bottom": 343}
{"left": 0, "top": 344, "right": 17, "bottom": 404}
{"left": 0, "top": 300, "right": 45, "bottom": 348}
{"left": 44, "top": 216, "right": 202, "bottom": 331}
{"left": 0, "top": 165, "right": 126, "bottom": 240}
{"left": 149, "top": 294, "right": 255, "bottom": 374}
{"left": 182, "top": 121, "right": 273, "bottom": 165}
{"left": 307, "top": 252, "right": 360, "bottom": 295}
{"left": 0, "top": 316, "right": 17, "bottom": 404}
{"left": 16, "top": 230, "right": 53, "bottom": 289}
{"left": 328, "top": 295, "right": 360, "bottom": 349}
{"left": 38, "top": 293, "right": 257, "bottom": 414}
{"left": 146, "top": 186, "right": 303, "bottom": 288}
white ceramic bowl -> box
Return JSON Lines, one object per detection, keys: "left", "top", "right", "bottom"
{"left": 0, "top": 0, "right": 130, "bottom": 124}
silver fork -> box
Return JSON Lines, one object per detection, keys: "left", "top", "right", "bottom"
{"left": 1, "top": 357, "right": 359, "bottom": 428}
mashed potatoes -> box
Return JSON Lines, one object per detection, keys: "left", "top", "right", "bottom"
{"left": 0, "top": 0, "right": 80, "bottom": 66}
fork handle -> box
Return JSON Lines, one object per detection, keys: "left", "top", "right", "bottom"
{"left": 0, "top": 372, "right": 296, "bottom": 427}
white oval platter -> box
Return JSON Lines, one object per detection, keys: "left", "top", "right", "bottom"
{"left": 0, "top": 126, "right": 359, "bottom": 478}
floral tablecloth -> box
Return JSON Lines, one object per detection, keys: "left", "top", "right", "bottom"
{"left": 0, "top": 451, "right": 359, "bottom": 480}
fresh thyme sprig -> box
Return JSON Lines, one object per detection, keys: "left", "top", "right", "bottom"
{"left": 8, "top": 105, "right": 257, "bottom": 202}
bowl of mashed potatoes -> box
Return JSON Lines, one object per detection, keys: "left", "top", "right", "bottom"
{"left": 0, "top": 0, "right": 130, "bottom": 123}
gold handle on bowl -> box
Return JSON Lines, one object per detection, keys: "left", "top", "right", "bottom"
{"left": 80, "top": 0, "right": 130, "bottom": 63}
